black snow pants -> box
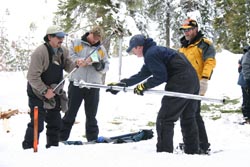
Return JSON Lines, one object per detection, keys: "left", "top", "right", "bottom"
{"left": 156, "top": 54, "right": 200, "bottom": 154}
{"left": 196, "top": 100, "right": 210, "bottom": 152}
{"left": 60, "top": 82, "right": 100, "bottom": 142}
{"left": 23, "top": 93, "right": 61, "bottom": 148}
{"left": 241, "top": 87, "right": 250, "bottom": 119}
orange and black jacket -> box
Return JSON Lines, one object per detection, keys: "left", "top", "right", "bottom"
{"left": 179, "top": 31, "right": 216, "bottom": 80}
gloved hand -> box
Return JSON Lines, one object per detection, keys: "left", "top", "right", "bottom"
{"left": 106, "top": 82, "right": 127, "bottom": 95}
{"left": 134, "top": 83, "right": 148, "bottom": 96}
{"left": 92, "top": 60, "right": 105, "bottom": 71}
{"left": 199, "top": 78, "right": 208, "bottom": 96}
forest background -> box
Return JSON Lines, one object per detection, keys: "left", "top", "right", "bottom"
{"left": 0, "top": 0, "right": 249, "bottom": 72}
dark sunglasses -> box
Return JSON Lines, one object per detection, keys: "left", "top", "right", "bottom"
{"left": 49, "top": 34, "right": 64, "bottom": 39}
{"left": 182, "top": 28, "right": 194, "bottom": 33}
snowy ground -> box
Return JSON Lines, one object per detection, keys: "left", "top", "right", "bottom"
{"left": 1, "top": 50, "right": 250, "bottom": 167}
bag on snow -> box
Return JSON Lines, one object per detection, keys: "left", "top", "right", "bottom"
{"left": 61, "top": 129, "right": 154, "bottom": 145}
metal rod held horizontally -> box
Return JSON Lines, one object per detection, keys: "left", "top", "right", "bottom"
{"left": 74, "top": 80, "right": 225, "bottom": 104}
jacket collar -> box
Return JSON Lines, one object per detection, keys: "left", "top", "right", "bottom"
{"left": 142, "top": 38, "right": 156, "bottom": 55}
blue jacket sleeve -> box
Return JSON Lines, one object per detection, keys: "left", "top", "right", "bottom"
{"left": 122, "top": 64, "right": 152, "bottom": 86}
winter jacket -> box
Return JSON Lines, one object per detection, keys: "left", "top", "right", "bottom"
{"left": 242, "top": 50, "right": 250, "bottom": 84}
{"left": 27, "top": 43, "right": 75, "bottom": 95}
{"left": 68, "top": 33, "right": 109, "bottom": 84}
{"left": 122, "top": 38, "right": 199, "bottom": 93}
{"left": 238, "top": 56, "right": 247, "bottom": 87}
{"left": 179, "top": 31, "right": 216, "bottom": 80}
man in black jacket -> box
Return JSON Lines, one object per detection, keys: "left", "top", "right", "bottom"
{"left": 241, "top": 45, "right": 250, "bottom": 124}
{"left": 107, "top": 34, "right": 200, "bottom": 154}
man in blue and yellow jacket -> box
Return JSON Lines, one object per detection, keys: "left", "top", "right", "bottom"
{"left": 179, "top": 19, "right": 216, "bottom": 154}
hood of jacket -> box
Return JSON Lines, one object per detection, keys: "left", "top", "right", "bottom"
{"left": 142, "top": 38, "right": 157, "bottom": 55}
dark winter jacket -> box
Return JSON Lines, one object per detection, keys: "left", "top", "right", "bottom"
{"left": 122, "top": 38, "right": 199, "bottom": 94}
{"left": 242, "top": 48, "right": 250, "bottom": 87}
{"left": 238, "top": 56, "right": 247, "bottom": 87}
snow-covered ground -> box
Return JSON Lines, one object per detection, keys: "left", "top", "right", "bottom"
{"left": 1, "top": 50, "right": 250, "bottom": 167}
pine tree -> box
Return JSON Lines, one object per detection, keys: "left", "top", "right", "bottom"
{"left": 171, "top": 0, "right": 215, "bottom": 49}
{"left": 146, "top": 0, "right": 174, "bottom": 47}
{"left": 55, "top": 0, "right": 151, "bottom": 55}
{"left": 56, "top": 0, "right": 129, "bottom": 52}
{"left": 214, "top": 0, "right": 250, "bottom": 53}
{"left": 0, "top": 9, "right": 11, "bottom": 71}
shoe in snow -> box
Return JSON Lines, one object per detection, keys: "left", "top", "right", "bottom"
{"left": 22, "top": 141, "right": 33, "bottom": 150}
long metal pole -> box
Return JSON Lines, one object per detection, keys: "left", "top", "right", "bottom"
{"left": 74, "top": 81, "right": 225, "bottom": 104}
{"left": 53, "top": 67, "right": 78, "bottom": 92}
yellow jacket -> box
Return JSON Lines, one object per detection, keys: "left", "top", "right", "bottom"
{"left": 179, "top": 32, "right": 216, "bottom": 80}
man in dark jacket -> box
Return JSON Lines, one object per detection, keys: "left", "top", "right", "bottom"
{"left": 107, "top": 34, "right": 200, "bottom": 154}
{"left": 22, "top": 25, "right": 83, "bottom": 149}
{"left": 240, "top": 45, "right": 250, "bottom": 124}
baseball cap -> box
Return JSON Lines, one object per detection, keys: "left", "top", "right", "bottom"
{"left": 179, "top": 19, "right": 198, "bottom": 30}
{"left": 46, "top": 25, "right": 67, "bottom": 38}
{"left": 126, "top": 34, "right": 146, "bottom": 53}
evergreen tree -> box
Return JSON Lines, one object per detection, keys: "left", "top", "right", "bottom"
{"left": 214, "top": 0, "right": 250, "bottom": 53}
{"left": 0, "top": 10, "right": 37, "bottom": 71}
{"left": 0, "top": 9, "right": 11, "bottom": 71}
{"left": 55, "top": 0, "right": 150, "bottom": 55}
{"left": 172, "top": 0, "right": 215, "bottom": 49}
{"left": 146, "top": 0, "right": 175, "bottom": 47}
{"left": 56, "top": 0, "right": 140, "bottom": 48}
{"left": 246, "top": 0, "right": 250, "bottom": 44}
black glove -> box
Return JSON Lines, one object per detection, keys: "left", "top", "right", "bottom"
{"left": 92, "top": 60, "right": 105, "bottom": 71}
{"left": 134, "top": 83, "right": 148, "bottom": 96}
{"left": 106, "top": 82, "right": 127, "bottom": 95}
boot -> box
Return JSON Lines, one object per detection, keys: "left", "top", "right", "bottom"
{"left": 46, "top": 136, "right": 59, "bottom": 149}
{"left": 22, "top": 140, "right": 33, "bottom": 149}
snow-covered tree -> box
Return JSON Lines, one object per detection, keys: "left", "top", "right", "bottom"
{"left": 146, "top": 0, "right": 175, "bottom": 47}
{"left": 171, "top": 0, "right": 215, "bottom": 48}
{"left": 214, "top": 0, "right": 250, "bottom": 53}
{"left": 0, "top": 9, "right": 12, "bottom": 71}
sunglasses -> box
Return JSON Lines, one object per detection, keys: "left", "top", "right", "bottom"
{"left": 55, "top": 36, "right": 64, "bottom": 40}
{"left": 49, "top": 34, "right": 64, "bottom": 40}
{"left": 182, "top": 28, "right": 194, "bottom": 33}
